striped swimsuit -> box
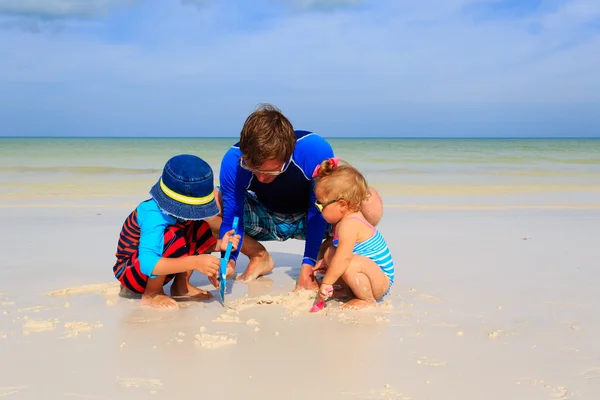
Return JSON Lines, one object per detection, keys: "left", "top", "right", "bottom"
{"left": 333, "top": 216, "right": 394, "bottom": 296}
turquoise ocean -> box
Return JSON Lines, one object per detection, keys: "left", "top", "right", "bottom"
{"left": 1, "top": 138, "right": 599, "bottom": 207}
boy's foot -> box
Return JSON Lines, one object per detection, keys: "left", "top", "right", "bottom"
{"left": 141, "top": 293, "right": 179, "bottom": 309}
{"left": 340, "top": 298, "right": 376, "bottom": 310}
{"left": 236, "top": 253, "right": 274, "bottom": 282}
{"left": 171, "top": 282, "right": 213, "bottom": 300}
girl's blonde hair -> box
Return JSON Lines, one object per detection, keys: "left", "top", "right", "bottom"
{"left": 314, "top": 158, "right": 370, "bottom": 211}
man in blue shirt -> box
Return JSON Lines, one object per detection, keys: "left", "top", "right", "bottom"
{"left": 217, "top": 104, "right": 383, "bottom": 291}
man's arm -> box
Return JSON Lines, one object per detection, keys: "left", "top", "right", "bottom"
{"left": 297, "top": 133, "right": 335, "bottom": 266}
{"left": 219, "top": 146, "right": 251, "bottom": 263}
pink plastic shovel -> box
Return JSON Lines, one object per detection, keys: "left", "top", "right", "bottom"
{"left": 309, "top": 300, "right": 326, "bottom": 313}
{"left": 309, "top": 286, "right": 333, "bottom": 313}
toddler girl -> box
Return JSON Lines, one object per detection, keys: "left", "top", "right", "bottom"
{"left": 312, "top": 158, "right": 394, "bottom": 309}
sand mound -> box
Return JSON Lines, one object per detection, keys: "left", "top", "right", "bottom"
{"left": 46, "top": 282, "right": 120, "bottom": 297}
{"left": 193, "top": 333, "right": 237, "bottom": 348}
{"left": 226, "top": 290, "right": 317, "bottom": 315}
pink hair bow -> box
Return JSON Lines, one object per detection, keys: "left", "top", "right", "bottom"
{"left": 312, "top": 157, "right": 340, "bottom": 178}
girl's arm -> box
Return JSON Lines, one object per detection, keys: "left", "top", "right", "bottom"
{"left": 321, "top": 219, "right": 360, "bottom": 286}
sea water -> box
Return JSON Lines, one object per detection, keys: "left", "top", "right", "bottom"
{"left": 1, "top": 137, "right": 599, "bottom": 206}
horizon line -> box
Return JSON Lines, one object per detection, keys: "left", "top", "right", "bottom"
{"left": 1, "top": 136, "right": 599, "bottom": 139}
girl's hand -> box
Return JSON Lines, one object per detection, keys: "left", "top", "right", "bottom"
{"left": 318, "top": 283, "right": 334, "bottom": 301}
{"left": 219, "top": 229, "right": 241, "bottom": 252}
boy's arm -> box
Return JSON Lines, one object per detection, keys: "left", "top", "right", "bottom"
{"left": 219, "top": 147, "right": 251, "bottom": 263}
{"left": 137, "top": 205, "right": 172, "bottom": 278}
{"left": 152, "top": 255, "right": 217, "bottom": 276}
{"left": 137, "top": 203, "right": 218, "bottom": 278}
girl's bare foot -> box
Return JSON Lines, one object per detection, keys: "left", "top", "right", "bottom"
{"left": 341, "top": 298, "right": 376, "bottom": 310}
{"left": 236, "top": 252, "right": 274, "bottom": 282}
{"left": 141, "top": 293, "right": 179, "bottom": 309}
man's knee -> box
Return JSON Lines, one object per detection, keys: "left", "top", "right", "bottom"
{"left": 362, "top": 186, "right": 383, "bottom": 226}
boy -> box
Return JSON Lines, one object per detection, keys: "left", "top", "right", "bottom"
{"left": 113, "top": 154, "right": 239, "bottom": 309}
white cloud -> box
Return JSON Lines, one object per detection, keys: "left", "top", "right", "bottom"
{"left": 0, "top": 0, "right": 137, "bottom": 18}
{"left": 2, "top": 0, "right": 599, "bottom": 104}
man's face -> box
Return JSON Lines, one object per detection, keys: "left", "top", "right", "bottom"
{"left": 242, "top": 158, "right": 286, "bottom": 183}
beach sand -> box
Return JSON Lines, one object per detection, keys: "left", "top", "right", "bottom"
{"left": 1, "top": 200, "right": 600, "bottom": 399}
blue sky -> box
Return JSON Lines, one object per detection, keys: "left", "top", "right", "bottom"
{"left": 0, "top": 0, "right": 599, "bottom": 137}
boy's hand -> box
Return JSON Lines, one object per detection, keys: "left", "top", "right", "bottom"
{"left": 219, "top": 229, "right": 241, "bottom": 252}
{"left": 195, "top": 254, "right": 220, "bottom": 280}
{"left": 209, "top": 259, "right": 236, "bottom": 289}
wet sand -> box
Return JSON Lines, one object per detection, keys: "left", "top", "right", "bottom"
{"left": 1, "top": 204, "right": 599, "bottom": 399}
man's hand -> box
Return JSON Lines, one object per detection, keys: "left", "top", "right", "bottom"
{"left": 293, "top": 263, "right": 319, "bottom": 292}
{"left": 312, "top": 259, "right": 328, "bottom": 275}
{"left": 218, "top": 229, "right": 241, "bottom": 252}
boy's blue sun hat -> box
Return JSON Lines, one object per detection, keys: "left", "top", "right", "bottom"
{"left": 150, "top": 154, "right": 220, "bottom": 221}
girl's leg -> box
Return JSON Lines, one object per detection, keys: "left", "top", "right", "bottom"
{"left": 341, "top": 255, "right": 390, "bottom": 310}
{"left": 315, "top": 246, "right": 353, "bottom": 299}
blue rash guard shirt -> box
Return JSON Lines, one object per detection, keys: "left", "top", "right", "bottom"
{"left": 137, "top": 199, "right": 178, "bottom": 277}
{"left": 219, "top": 130, "right": 334, "bottom": 266}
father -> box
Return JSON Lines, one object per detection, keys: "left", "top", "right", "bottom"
{"left": 217, "top": 104, "right": 383, "bottom": 291}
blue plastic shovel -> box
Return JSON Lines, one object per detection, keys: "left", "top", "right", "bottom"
{"left": 219, "top": 216, "right": 238, "bottom": 305}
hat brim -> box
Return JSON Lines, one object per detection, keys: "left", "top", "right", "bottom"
{"left": 149, "top": 180, "right": 220, "bottom": 221}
